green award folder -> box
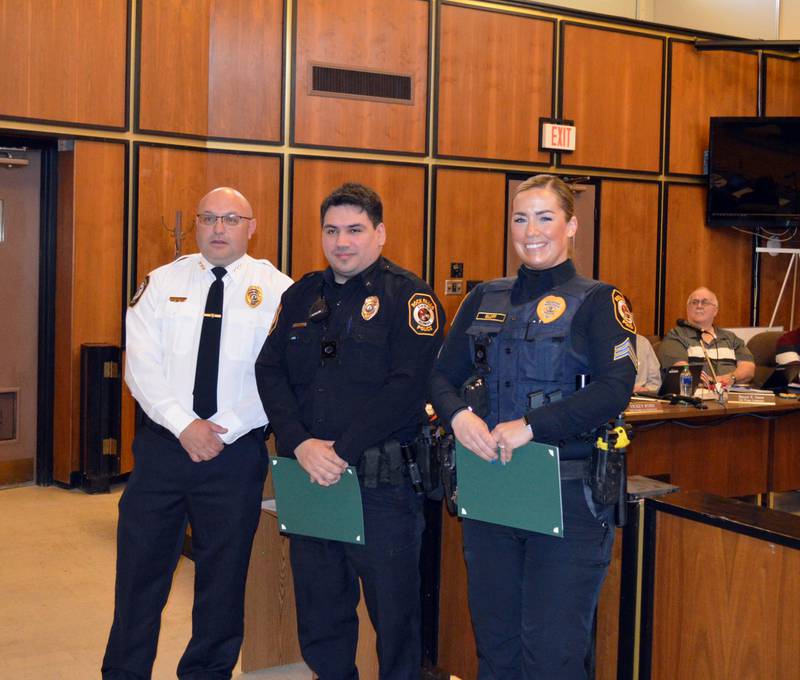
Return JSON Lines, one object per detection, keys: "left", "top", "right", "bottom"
{"left": 270, "top": 457, "right": 365, "bottom": 545}
{"left": 456, "top": 441, "right": 564, "bottom": 537}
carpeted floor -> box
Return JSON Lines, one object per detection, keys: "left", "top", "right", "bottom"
{"left": 0, "top": 484, "right": 309, "bottom": 680}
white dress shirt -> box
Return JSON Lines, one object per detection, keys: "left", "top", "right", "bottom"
{"left": 125, "top": 252, "right": 292, "bottom": 444}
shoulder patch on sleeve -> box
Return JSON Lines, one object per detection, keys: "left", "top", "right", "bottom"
{"left": 129, "top": 275, "right": 149, "bottom": 307}
{"left": 267, "top": 303, "right": 282, "bottom": 336}
{"left": 613, "top": 337, "right": 638, "bottom": 370}
{"left": 612, "top": 289, "right": 636, "bottom": 333}
{"left": 408, "top": 293, "right": 440, "bottom": 336}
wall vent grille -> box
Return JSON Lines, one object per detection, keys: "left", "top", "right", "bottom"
{"left": 310, "top": 64, "right": 413, "bottom": 104}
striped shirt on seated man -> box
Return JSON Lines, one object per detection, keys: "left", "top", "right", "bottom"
{"left": 657, "top": 286, "right": 755, "bottom": 389}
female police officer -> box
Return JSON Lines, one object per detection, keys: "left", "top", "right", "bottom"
{"left": 430, "top": 175, "right": 636, "bottom": 679}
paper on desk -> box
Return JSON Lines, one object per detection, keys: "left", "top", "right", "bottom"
{"left": 270, "top": 457, "right": 365, "bottom": 545}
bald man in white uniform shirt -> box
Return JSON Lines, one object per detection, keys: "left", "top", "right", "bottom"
{"left": 102, "top": 187, "right": 292, "bottom": 680}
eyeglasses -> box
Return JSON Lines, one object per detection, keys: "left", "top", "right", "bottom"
{"left": 196, "top": 213, "right": 253, "bottom": 228}
{"left": 688, "top": 298, "right": 717, "bottom": 308}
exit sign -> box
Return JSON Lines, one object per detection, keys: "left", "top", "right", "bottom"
{"left": 539, "top": 118, "right": 576, "bottom": 152}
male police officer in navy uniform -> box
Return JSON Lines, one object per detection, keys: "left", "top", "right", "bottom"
{"left": 255, "top": 183, "right": 444, "bottom": 680}
{"left": 102, "top": 187, "right": 292, "bottom": 679}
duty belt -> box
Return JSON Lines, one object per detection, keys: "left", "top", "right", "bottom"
{"left": 560, "top": 458, "right": 588, "bottom": 480}
{"left": 358, "top": 439, "right": 406, "bottom": 488}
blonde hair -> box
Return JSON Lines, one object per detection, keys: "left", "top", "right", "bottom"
{"left": 513, "top": 174, "right": 575, "bottom": 220}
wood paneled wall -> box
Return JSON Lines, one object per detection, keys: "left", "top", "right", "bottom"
{"left": 668, "top": 41, "right": 758, "bottom": 176}
{"left": 598, "top": 181, "right": 660, "bottom": 335}
{"left": 433, "top": 168, "right": 507, "bottom": 328}
{"left": 663, "top": 184, "right": 753, "bottom": 329}
{"left": 292, "top": 0, "right": 429, "bottom": 153}
{"left": 290, "top": 158, "right": 426, "bottom": 278}
{"left": 53, "top": 141, "right": 126, "bottom": 484}
{"left": 138, "top": 0, "right": 283, "bottom": 141}
{"left": 765, "top": 56, "right": 800, "bottom": 115}
{"left": 0, "top": 0, "right": 127, "bottom": 127}
{"left": 5, "top": 0, "right": 793, "bottom": 508}
{"left": 436, "top": 4, "right": 553, "bottom": 163}
{"left": 561, "top": 25, "right": 663, "bottom": 173}
{"left": 135, "top": 145, "right": 282, "bottom": 282}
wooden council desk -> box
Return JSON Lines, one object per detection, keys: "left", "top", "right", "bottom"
{"left": 624, "top": 397, "right": 800, "bottom": 497}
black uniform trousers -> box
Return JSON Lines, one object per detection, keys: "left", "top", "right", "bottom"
{"left": 461, "top": 479, "right": 615, "bottom": 680}
{"left": 102, "top": 423, "right": 268, "bottom": 680}
{"left": 288, "top": 482, "right": 425, "bottom": 680}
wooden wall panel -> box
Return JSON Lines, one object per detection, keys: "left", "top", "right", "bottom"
{"left": 764, "top": 57, "right": 800, "bottom": 115}
{"left": 663, "top": 185, "right": 752, "bottom": 330}
{"left": 433, "top": 169, "right": 506, "bottom": 329}
{"left": 629, "top": 416, "right": 769, "bottom": 497}
{"left": 136, "top": 146, "right": 282, "bottom": 282}
{"left": 668, "top": 41, "right": 758, "bottom": 175}
{"left": 290, "top": 158, "right": 426, "bottom": 278}
{"left": 293, "top": 0, "right": 428, "bottom": 153}
{"left": 772, "top": 410, "right": 800, "bottom": 493}
{"left": 138, "top": 0, "right": 283, "bottom": 141}
{"left": 437, "top": 512, "right": 477, "bottom": 680}
{"left": 0, "top": 0, "right": 126, "bottom": 127}
{"left": 758, "top": 235, "right": 800, "bottom": 329}
{"left": 437, "top": 5, "right": 553, "bottom": 163}
{"left": 120, "top": 365, "right": 136, "bottom": 476}
{"left": 598, "top": 181, "right": 660, "bottom": 335}
{"left": 53, "top": 141, "right": 126, "bottom": 483}
{"left": 651, "top": 512, "right": 800, "bottom": 679}
{"left": 562, "top": 25, "right": 663, "bottom": 172}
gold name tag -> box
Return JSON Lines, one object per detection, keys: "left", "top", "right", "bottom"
{"left": 291, "top": 322, "right": 307, "bottom": 329}
{"left": 169, "top": 296, "right": 187, "bottom": 302}
{"left": 476, "top": 311, "right": 506, "bottom": 322}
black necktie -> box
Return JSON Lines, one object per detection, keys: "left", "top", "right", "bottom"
{"left": 193, "top": 266, "right": 227, "bottom": 419}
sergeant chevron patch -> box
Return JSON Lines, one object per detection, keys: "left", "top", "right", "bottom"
{"left": 613, "top": 337, "right": 637, "bottom": 370}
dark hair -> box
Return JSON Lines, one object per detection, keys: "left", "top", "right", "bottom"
{"left": 319, "top": 183, "right": 383, "bottom": 227}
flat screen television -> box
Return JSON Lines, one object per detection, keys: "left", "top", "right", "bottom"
{"left": 707, "top": 117, "right": 800, "bottom": 228}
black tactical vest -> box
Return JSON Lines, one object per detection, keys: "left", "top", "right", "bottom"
{"left": 465, "top": 275, "right": 600, "bottom": 431}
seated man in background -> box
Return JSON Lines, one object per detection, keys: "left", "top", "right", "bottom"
{"left": 658, "top": 286, "right": 755, "bottom": 388}
{"left": 776, "top": 326, "right": 800, "bottom": 366}
{"left": 628, "top": 301, "right": 661, "bottom": 393}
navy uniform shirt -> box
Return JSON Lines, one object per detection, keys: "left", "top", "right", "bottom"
{"left": 430, "top": 259, "right": 635, "bottom": 448}
{"left": 255, "top": 257, "right": 445, "bottom": 465}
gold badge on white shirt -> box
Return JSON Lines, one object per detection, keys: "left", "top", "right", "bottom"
{"left": 246, "top": 285, "right": 263, "bottom": 308}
